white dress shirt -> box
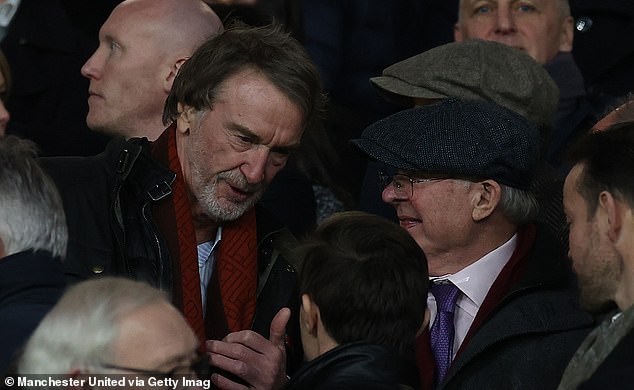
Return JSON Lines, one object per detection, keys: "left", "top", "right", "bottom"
{"left": 428, "top": 234, "right": 518, "bottom": 360}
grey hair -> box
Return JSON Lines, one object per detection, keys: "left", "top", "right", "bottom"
{"left": 498, "top": 184, "right": 539, "bottom": 225}
{"left": 0, "top": 136, "right": 67, "bottom": 258}
{"left": 18, "top": 277, "right": 168, "bottom": 375}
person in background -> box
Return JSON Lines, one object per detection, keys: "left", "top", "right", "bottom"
{"left": 0, "top": 0, "right": 112, "bottom": 156}
{"left": 0, "top": 49, "right": 11, "bottom": 136}
{"left": 360, "top": 40, "right": 564, "bottom": 242}
{"left": 18, "top": 277, "right": 207, "bottom": 386}
{"left": 82, "top": 0, "right": 223, "bottom": 141}
{"left": 353, "top": 98, "right": 594, "bottom": 390}
{"left": 454, "top": 0, "right": 597, "bottom": 171}
{"left": 558, "top": 123, "right": 634, "bottom": 389}
{"left": 301, "top": 0, "right": 458, "bottom": 203}
{"left": 84, "top": 0, "right": 318, "bottom": 237}
{"left": 41, "top": 23, "right": 325, "bottom": 390}
{"left": 0, "top": 135, "right": 66, "bottom": 375}
{"left": 285, "top": 211, "right": 428, "bottom": 390}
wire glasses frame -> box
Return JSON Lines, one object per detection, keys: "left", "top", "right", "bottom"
{"left": 99, "top": 351, "right": 210, "bottom": 380}
{"left": 379, "top": 171, "right": 444, "bottom": 198}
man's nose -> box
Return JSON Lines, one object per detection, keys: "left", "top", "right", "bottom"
{"left": 494, "top": 6, "right": 516, "bottom": 33}
{"left": 240, "top": 147, "right": 269, "bottom": 184}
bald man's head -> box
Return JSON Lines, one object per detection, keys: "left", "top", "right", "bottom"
{"left": 81, "top": 0, "right": 223, "bottom": 140}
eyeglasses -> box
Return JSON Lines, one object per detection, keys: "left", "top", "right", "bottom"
{"left": 100, "top": 351, "right": 210, "bottom": 380}
{"left": 379, "top": 171, "right": 445, "bottom": 198}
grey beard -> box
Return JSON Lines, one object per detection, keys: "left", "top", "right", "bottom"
{"left": 199, "top": 169, "right": 266, "bottom": 223}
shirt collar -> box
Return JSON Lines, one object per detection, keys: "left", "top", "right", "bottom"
{"left": 197, "top": 227, "right": 223, "bottom": 267}
{"left": 431, "top": 233, "right": 518, "bottom": 308}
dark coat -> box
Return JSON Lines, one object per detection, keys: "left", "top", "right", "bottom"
{"left": 544, "top": 52, "right": 596, "bottom": 172}
{"left": 285, "top": 342, "right": 418, "bottom": 390}
{"left": 570, "top": 0, "right": 634, "bottom": 98}
{"left": 39, "top": 132, "right": 303, "bottom": 370}
{"left": 434, "top": 226, "right": 595, "bottom": 390}
{"left": 1, "top": 0, "right": 111, "bottom": 156}
{"left": 0, "top": 250, "right": 65, "bottom": 375}
{"left": 301, "top": 0, "right": 456, "bottom": 201}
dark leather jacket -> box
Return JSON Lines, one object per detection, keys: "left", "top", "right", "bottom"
{"left": 285, "top": 342, "right": 418, "bottom": 390}
{"left": 40, "top": 136, "right": 302, "bottom": 366}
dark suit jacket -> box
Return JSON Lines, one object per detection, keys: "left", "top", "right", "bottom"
{"left": 0, "top": 250, "right": 65, "bottom": 375}
{"left": 416, "top": 225, "right": 595, "bottom": 390}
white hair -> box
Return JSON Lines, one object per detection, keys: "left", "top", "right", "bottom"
{"left": 18, "top": 277, "right": 167, "bottom": 375}
{"left": 498, "top": 184, "right": 539, "bottom": 225}
{"left": 0, "top": 136, "right": 67, "bottom": 258}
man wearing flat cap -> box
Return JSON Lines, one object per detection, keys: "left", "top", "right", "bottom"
{"left": 361, "top": 39, "right": 569, "bottom": 248}
{"left": 353, "top": 98, "right": 594, "bottom": 390}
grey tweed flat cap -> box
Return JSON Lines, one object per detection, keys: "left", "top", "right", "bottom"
{"left": 370, "top": 39, "right": 558, "bottom": 129}
{"left": 351, "top": 98, "right": 540, "bottom": 190}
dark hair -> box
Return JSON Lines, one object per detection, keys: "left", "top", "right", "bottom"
{"left": 295, "top": 211, "right": 429, "bottom": 356}
{"left": 569, "top": 121, "right": 634, "bottom": 217}
{"left": 163, "top": 22, "right": 325, "bottom": 130}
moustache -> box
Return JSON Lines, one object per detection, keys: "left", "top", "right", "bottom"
{"left": 217, "top": 170, "right": 266, "bottom": 193}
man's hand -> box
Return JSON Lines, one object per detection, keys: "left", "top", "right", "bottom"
{"left": 206, "top": 308, "right": 291, "bottom": 390}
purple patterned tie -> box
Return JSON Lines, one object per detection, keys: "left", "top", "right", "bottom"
{"left": 430, "top": 282, "right": 460, "bottom": 383}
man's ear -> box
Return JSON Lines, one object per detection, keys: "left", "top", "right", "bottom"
{"left": 301, "top": 294, "right": 318, "bottom": 337}
{"left": 164, "top": 57, "right": 189, "bottom": 93}
{"left": 471, "top": 180, "right": 501, "bottom": 221}
{"left": 176, "top": 103, "right": 197, "bottom": 135}
{"left": 599, "top": 191, "right": 623, "bottom": 242}
{"left": 454, "top": 23, "right": 463, "bottom": 42}
{"left": 559, "top": 15, "right": 574, "bottom": 52}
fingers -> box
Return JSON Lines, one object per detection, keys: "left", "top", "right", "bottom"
{"left": 203, "top": 308, "right": 291, "bottom": 390}
{"left": 269, "top": 307, "right": 291, "bottom": 348}
{"left": 206, "top": 338, "right": 286, "bottom": 389}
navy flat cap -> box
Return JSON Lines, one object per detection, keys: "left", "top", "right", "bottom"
{"left": 351, "top": 98, "right": 540, "bottom": 190}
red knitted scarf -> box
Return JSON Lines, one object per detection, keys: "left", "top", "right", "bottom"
{"left": 158, "top": 126, "right": 258, "bottom": 340}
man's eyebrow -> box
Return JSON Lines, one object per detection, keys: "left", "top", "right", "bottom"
{"left": 227, "top": 122, "right": 301, "bottom": 153}
{"left": 227, "top": 122, "right": 261, "bottom": 142}
{"left": 271, "top": 143, "right": 300, "bottom": 154}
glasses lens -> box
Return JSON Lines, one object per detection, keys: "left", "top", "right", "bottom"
{"left": 392, "top": 175, "right": 409, "bottom": 197}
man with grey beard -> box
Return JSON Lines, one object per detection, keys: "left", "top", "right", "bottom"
{"left": 40, "top": 23, "right": 325, "bottom": 390}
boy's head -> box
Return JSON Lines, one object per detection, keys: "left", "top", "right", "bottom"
{"left": 295, "top": 211, "right": 429, "bottom": 360}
